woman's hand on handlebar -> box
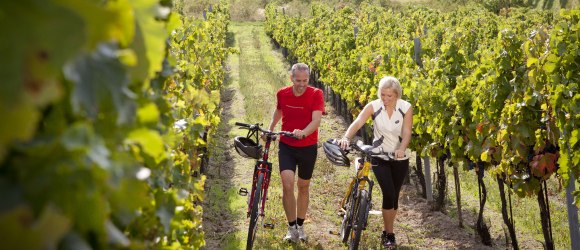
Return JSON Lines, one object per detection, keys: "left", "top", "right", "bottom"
{"left": 394, "top": 149, "right": 406, "bottom": 159}
{"left": 337, "top": 137, "right": 349, "bottom": 150}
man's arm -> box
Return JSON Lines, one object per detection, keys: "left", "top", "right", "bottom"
{"left": 294, "top": 110, "right": 322, "bottom": 139}
{"left": 268, "top": 109, "right": 283, "bottom": 131}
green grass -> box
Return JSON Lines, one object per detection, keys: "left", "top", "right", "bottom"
{"left": 234, "top": 22, "right": 288, "bottom": 123}
{"left": 445, "top": 163, "right": 571, "bottom": 249}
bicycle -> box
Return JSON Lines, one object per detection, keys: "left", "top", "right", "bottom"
{"left": 323, "top": 139, "right": 404, "bottom": 250}
{"left": 234, "top": 122, "right": 296, "bottom": 250}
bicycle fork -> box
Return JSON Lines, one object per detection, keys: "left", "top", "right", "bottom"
{"left": 358, "top": 177, "right": 374, "bottom": 230}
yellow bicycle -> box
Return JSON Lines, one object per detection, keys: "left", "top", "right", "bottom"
{"left": 323, "top": 139, "right": 400, "bottom": 249}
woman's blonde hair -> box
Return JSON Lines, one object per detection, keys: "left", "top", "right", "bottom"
{"left": 377, "top": 76, "right": 402, "bottom": 99}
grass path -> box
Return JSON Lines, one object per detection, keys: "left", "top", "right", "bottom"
{"left": 201, "top": 21, "right": 556, "bottom": 250}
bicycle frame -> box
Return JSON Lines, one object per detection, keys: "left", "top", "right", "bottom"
{"left": 248, "top": 133, "right": 274, "bottom": 218}
{"left": 340, "top": 156, "right": 375, "bottom": 211}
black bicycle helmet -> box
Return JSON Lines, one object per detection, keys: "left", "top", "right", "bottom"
{"left": 323, "top": 139, "right": 350, "bottom": 166}
{"left": 234, "top": 136, "right": 263, "bottom": 159}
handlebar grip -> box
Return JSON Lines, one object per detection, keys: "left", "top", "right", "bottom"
{"left": 280, "top": 132, "right": 298, "bottom": 139}
{"left": 235, "top": 122, "right": 250, "bottom": 127}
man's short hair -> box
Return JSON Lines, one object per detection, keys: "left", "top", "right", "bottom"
{"left": 290, "top": 63, "right": 310, "bottom": 76}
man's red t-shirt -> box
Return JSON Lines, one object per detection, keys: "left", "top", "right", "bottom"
{"left": 276, "top": 86, "right": 325, "bottom": 147}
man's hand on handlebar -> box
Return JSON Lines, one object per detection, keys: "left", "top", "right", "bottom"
{"left": 292, "top": 129, "right": 307, "bottom": 140}
{"left": 260, "top": 131, "right": 299, "bottom": 141}
{"left": 261, "top": 132, "right": 277, "bottom": 141}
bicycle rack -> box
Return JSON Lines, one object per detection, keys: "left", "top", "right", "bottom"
{"left": 238, "top": 188, "right": 248, "bottom": 196}
{"left": 263, "top": 223, "right": 275, "bottom": 229}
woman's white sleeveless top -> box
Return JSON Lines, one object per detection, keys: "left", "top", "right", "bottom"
{"left": 370, "top": 99, "right": 411, "bottom": 160}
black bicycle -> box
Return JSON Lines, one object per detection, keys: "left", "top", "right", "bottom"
{"left": 234, "top": 122, "right": 296, "bottom": 250}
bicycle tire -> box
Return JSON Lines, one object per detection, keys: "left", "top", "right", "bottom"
{"left": 349, "top": 189, "right": 369, "bottom": 250}
{"left": 340, "top": 189, "right": 356, "bottom": 244}
{"left": 246, "top": 173, "right": 264, "bottom": 250}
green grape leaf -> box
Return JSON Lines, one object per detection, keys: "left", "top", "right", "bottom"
{"left": 131, "top": 0, "right": 168, "bottom": 79}
{"left": 166, "top": 12, "right": 183, "bottom": 35}
{"left": 64, "top": 43, "right": 136, "bottom": 125}
{"left": 137, "top": 102, "right": 160, "bottom": 124}
{"left": 526, "top": 57, "right": 538, "bottom": 67}
{"left": 481, "top": 150, "right": 489, "bottom": 162}
{"left": 61, "top": 123, "right": 111, "bottom": 169}
{"left": 154, "top": 190, "right": 176, "bottom": 234}
{"left": 54, "top": 0, "right": 135, "bottom": 48}
{"left": 125, "top": 128, "right": 166, "bottom": 163}
{"left": 543, "top": 62, "right": 557, "bottom": 73}
{"left": 0, "top": 0, "right": 84, "bottom": 106}
{"left": 0, "top": 206, "right": 42, "bottom": 249}
{"left": 35, "top": 205, "right": 72, "bottom": 248}
{"left": 0, "top": 102, "right": 41, "bottom": 163}
{"left": 110, "top": 178, "right": 150, "bottom": 214}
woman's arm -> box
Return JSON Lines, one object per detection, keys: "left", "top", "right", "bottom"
{"left": 338, "top": 103, "right": 374, "bottom": 149}
{"left": 396, "top": 106, "right": 413, "bottom": 158}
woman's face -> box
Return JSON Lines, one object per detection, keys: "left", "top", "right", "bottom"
{"left": 380, "top": 88, "right": 398, "bottom": 107}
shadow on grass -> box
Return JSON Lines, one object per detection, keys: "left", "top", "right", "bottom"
{"left": 226, "top": 31, "right": 236, "bottom": 48}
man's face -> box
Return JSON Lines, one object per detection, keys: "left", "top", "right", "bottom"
{"left": 291, "top": 70, "right": 309, "bottom": 95}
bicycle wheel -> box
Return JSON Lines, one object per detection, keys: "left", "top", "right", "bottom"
{"left": 349, "top": 189, "right": 369, "bottom": 250}
{"left": 246, "top": 173, "right": 264, "bottom": 250}
{"left": 340, "top": 189, "right": 356, "bottom": 244}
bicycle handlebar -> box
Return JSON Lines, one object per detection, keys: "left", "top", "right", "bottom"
{"left": 349, "top": 140, "right": 406, "bottom": 160}
{"left": 235, "top": 122, "right": 299, "bottom": 139}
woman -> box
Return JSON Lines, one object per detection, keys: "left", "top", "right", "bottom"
{"left": 337, "top": 76, "right": 413, "bottom": 249}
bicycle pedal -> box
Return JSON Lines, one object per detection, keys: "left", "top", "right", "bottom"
{"left": 329, "top": 230, "right": 340, "bottom": 235}
{"left": 337, "top": 208, "right": 346, "bottom": 217}
{"left": 263, "top": 223, "right": 275, "bottom": 229}
{"left": 238, "top": 188, "right": 248, "bottom": 196}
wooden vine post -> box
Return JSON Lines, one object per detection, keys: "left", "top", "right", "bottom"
{"left": 452, "top": 163, "right": 463, "bottom": 227}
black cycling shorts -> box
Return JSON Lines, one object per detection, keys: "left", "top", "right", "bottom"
{"left": 278, "top": 142, "right": 318, "bottom": 180}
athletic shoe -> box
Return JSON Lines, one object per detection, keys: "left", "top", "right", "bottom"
{"left": 283, "top": 225, "right": 298, "bottom": 243}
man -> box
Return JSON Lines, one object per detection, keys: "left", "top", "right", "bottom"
{"left": 267, "top": 63, "right": 324, "bottom": 243}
